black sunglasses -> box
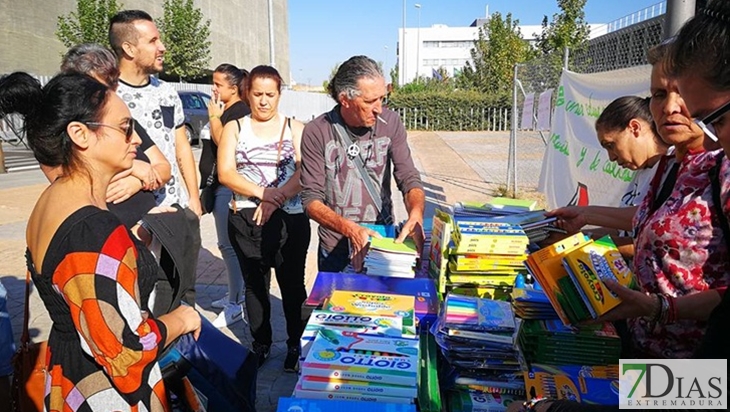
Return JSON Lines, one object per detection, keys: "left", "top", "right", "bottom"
{"left": 86, "top": 118, "right": 135, "bottom": 142}
{"left": 695, "top": 100, "right": 730, "bottom": 142}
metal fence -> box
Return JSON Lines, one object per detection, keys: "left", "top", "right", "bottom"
{"left": 504, "top": 7, "right": 667, "bottom": 197}
{"left": 391, "top": 106, "right": 511, "bottom": 132}
{"left": 573, "top": 15, "right": 665, "bottom": 73}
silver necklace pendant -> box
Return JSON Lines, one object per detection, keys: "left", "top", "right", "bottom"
{"left": 347, "top": 142, "right": 360, "bottom": 158}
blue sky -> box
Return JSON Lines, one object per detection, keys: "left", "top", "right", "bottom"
{"left": 288, "top": 0, "right": 663, "bottom": 86}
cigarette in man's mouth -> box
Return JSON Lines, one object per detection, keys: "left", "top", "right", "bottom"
{"left": 377, "top": 115, "right": 388, "bottom": 125}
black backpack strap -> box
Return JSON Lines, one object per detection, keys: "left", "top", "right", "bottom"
{"left": 710, "top": 152, "right": 730, "bottom": 252}
{"left": 651, "top": 162, "right": 680, "bottom": 214}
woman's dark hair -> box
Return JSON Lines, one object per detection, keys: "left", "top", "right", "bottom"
{"left": 668, "top": 0, "right": 730, "bottom": 91}
{"left": 0, "top": 72, "right": 110, "bottom": 171}
{"left": 214, "top": 63, "right": 248, "bottom": 97}
{"left": 595, "top": 95, "right": 657, "bottom": 136}
{"left": 246, "top": 65, "right": 283, "bottom": 94}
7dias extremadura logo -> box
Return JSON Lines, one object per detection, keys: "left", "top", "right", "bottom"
{"left": 619, "top": 359, "right": 726, "bottom": 409}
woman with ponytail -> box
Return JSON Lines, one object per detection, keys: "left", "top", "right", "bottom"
{"left": 201, "top": 63, "right": 251, "bottom": 328}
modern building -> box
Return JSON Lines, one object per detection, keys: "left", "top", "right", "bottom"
{"left": 0, "top": 0, "right": 290, "bottom": 83}
{"left": 397, "top": 11, "right": 604, "bottom": 85}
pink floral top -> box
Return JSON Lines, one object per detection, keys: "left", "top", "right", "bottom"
{"left": 631, "top": 148, "right": 730, "bottom": 359}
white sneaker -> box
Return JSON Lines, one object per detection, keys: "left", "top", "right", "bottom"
{"left": 212, "top": 302, "right": 245, "bottom": 328}
{"left": 211, "top": 295, "right": 230, "bottom": 309}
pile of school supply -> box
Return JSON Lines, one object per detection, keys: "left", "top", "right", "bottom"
{"left": 446, "top": 390, "right": 520, "bottom": 412}
{"left": 453, "top": 197, "right": 537, "bottom": 217}
{"left": 525, "top": 233, "right": 637, "bottom": 325}
{"left": 486, "top": 210, "right": 564, "bottom": 244}
{"left": 510, "top": 287, "right": 558, "bottom": 320}
{"left": 324, "top": 291, "right": 417, "bottom": 336}
{"left": 523, "top": 364, "right": 620, "bottom": 405}
{"left": 303, "top": 272, "right": 439, "bottom": 329}
{"left": 277, "top": 397, "right": 417, "bottom": 412}
{"left": 517, "top": 320, "right": 621, "bottom": 366}
{"left": 451, "top": 219, "right": 529, "bottom": 255}
{"left": 296, "top": 328, "right": 420, "bottom": 404}
{"left": 300, "top": 310, "right": 413, "bottom": 364}
{"left": 418, "top": 331, "right": 443, "bottom": 412}
{"left": 394, "top": 217, "right": 433, "bottom": 263}
{"left": 364, "top": 237, "right": 419, "bottom": 278}
{"left": 432, "top": 295, "right": 525, "bottom": 404}
{"left": 446, "top": 217, "right": 530, "bottom": 297}
{"left": 429, "top": 209, "right": 454, "bottom": 293}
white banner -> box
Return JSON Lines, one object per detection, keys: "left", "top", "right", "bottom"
{"left": 539, "top": 65, "right": 652, "bottom": 209}
{"left": 521, "top": 92, "right": 535, "bottom": 130}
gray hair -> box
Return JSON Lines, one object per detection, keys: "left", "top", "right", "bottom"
{"left": 61, "top": 43, "right": 120, "bottom": 88}
{"left": 327, "top": 55, "right": 383, "bottom": 102}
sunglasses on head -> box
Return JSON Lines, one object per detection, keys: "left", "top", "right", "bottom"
{"left": 86, "top": 118, "right": 135, "bottom": 142}
{"left": 694, "top": 100, "right": 730, "bottom": 142}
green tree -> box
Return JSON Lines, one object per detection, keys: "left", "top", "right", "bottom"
{"left": 322, "top": 62, "right": 341, "bottom": 92}
{"left": 536, "top": 0, "right": 590, "bottom": 67}
{"left": 56, "top": 0, "right": 122, "bottom": 48}
{"left": 389, "top": 63, "right": 399, "bottom": 89}
{"left": 157, "top": 0, "right": 211, "bottom": 81}
{"left": 459, "top": 12, "right": 534, "bottom": 97}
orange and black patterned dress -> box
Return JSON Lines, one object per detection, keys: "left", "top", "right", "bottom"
{"left": 28, "top": 206, "right": 169, "bottom": 411}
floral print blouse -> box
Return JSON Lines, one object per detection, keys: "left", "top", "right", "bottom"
{"left": 631, "top": 148, "right": 730, "bottom": 359}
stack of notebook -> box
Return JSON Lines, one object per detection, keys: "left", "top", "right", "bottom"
{"left": 364, "top": 237, "right": 419, "bottom": 278}
{"left": 510, "top": 287, "right": 558, "bottom": 320}
{"left": 452, "top": 197, "right": 537, "bottom": 217}
{"left": 447, "top": 218, "right": 530, "bottom": 295}
{"left": 517, "top": 319, "right": 621, "bottom": 366}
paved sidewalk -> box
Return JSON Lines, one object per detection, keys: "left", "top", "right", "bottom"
{"left": 0, "top": 131, "right": 541, "bottom": 411}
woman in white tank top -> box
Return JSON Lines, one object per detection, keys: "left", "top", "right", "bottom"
{"left": 217, "top": 65, "right": 310, "bottom": 373}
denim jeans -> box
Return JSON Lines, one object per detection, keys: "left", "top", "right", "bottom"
{"left": 0, "top": 280, "right": 15, "bottom": 376}
{"left": 214, "top": 185, "right": 244, "bottom": 303}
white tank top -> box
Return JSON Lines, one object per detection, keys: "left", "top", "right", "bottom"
{"left": 232, "top": 115, "right": 303, "bottom": 213}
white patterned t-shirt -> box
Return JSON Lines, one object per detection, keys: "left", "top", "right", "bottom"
{"left": 117, "top": 77, "right": 189, "bottom": 208}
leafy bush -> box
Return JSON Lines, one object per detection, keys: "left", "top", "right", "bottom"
{"left": 388, "top": 90, "right": 511, "bottom": 131}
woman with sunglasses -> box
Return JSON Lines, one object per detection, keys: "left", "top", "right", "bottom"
{"left": 60, "top": 43, "right": 172, "bottom": 229}
{"left": 0, "top": 72, "right": 201, "bottom": 411}
{"left": 667, "top": 0, "right": 730, "bottom": 360}
{"left": 548, "top": 42, "right": 730, "bottom": 361}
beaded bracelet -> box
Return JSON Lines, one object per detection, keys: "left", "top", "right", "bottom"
{"left": 666, "top": 295, "right": 677, "bottom": 324}
{"left": 523, "top": 397, "right": 548, "bottom": 412}
{"left": 648, "top": 293, "right": 661, "bottom": 320}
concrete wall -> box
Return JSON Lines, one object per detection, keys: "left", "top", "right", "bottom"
{"left": 0, "top": 0, "right": 290, "bottom": 83}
